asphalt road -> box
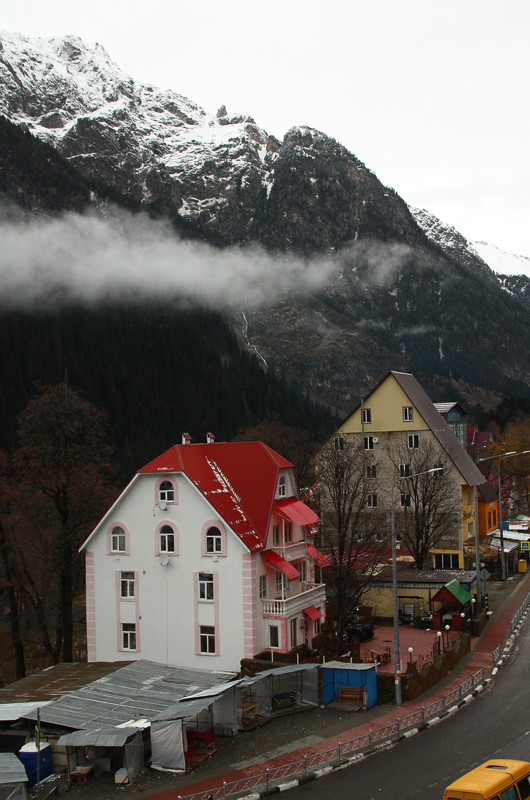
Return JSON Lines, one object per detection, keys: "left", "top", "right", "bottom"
{"left": 290, "top": 617, "right": 530, "bottom": 800}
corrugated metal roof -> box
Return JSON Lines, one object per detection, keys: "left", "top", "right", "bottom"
{"left": 239, "top": 663, "right": 318, "bottom": 686}
{"left": 0, "top": 661, "right": 131, "bottom": 703}
{"left": 0, "top": 701, "right": 51, "bottom": 721}
{"left": 0, "top": 753, "right": 27, "bottom": 783}
{"left": 23, "top": 660, "right": 235, "bottom": 731}
{"left": 57, "top": 727, "right": 141, "bottom": 747}
{"left": 152, "top": 697, "right": 218, "bottom": 722}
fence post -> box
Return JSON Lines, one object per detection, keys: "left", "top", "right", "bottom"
{"left": 223, "top": 782, "right": 227, "bottom": 799}
{"left": 421, "top": 706, "right": 425, "bottom": 724}
{"left": 459, "top": 684, "right": 462, "bottom": 700}
{"left": 397, "top": 717, "right": 400, "bottom": 732}
{"left": 266, "top": 770, "right": 269, "bottom": 791}
{"left": 304, "top": 756, "right": 307, "bottom": 778}
{"left": 442, "top": 694, "right": 445, "bottom": 710}
{"left": 368, "top": 730, "right": 372, "bottom": 744}
{"left": 338, "top": 742, "right": 341, "bottom": 762}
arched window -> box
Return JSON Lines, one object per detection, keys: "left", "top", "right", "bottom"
{"left": 206, "top": 527, "right": 222, "bottom": 554}
{"left": 111, "top": 526, "right": 126, "bottom": 553}
{"left": 159, "top": 480, "right": 174, "bottom": 503}
{"left": 278, "top": 475, "right": 286, "bottom": 497}
{"left": 159, "top": 525, "right": 175, "bottom": 553}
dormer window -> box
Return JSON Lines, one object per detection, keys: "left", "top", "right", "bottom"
{"left": 278, "top": 475, "right": 286, "bottom": 497}
{"left": 159, "top": 481, "right": 174, "bottom": 503}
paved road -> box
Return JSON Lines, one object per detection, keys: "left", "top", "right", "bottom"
{"left": 290, "top": 617, "right": 530, "bottom": 800}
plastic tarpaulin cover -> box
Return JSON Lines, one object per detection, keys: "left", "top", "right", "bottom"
{"left": 124, "top": 732, "right": 144, "bottom": 783}
{"left": 151, "top": 719, "right": 185, "bottom": 772}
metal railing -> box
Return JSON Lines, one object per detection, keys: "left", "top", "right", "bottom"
{"left": 510, "top": 590, "right": 530, "bottom": 634}
{"left": 177, "top": 667, "right": 484, "bottom": 800}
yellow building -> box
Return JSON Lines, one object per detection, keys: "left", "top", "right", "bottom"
{"left": 332, "top": 371, "right": 497, "bottom": 567}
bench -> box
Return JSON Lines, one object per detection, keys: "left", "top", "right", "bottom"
{"left": 338, "top": 686, "right": 364, "bottom": 706}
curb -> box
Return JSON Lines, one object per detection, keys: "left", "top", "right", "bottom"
{"left": 253, "top": 609, "right": 530, "bottom": 799}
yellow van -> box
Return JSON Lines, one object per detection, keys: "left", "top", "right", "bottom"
{"left": 444, "top": 760, "right": 530, "bottom": 800}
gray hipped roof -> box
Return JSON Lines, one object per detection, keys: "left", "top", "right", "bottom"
{"left": 391, "top": 372, "right": 494, "bottom": 498}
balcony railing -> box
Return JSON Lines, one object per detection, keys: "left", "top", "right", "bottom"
{"left": 271, "top": 542, "right": 307, "bottom": 561}
{"left": 261, "top": 582, "right": 326, "bottom": 617}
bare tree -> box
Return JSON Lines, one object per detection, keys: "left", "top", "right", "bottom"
{"left": 387, "top": 439, "right": 460, "bottom": 569}
{"left": 318, "top": 437, "right": 385, "bottom": 653}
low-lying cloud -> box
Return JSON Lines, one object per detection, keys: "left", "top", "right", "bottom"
{"left": 0, "top": 205, "right": 419, "bottom": 309}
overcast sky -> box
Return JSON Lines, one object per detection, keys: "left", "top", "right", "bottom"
{"left": 2, "top": 0, "right": 529, "bottom": 257}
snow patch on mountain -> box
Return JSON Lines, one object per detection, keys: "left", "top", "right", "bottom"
{"left": 471, "top": 241, "right": 530, "bottom": 279}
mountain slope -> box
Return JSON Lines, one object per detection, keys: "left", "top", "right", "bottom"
{"left": 1, "top": 31, "right": 530, "bottom": 415}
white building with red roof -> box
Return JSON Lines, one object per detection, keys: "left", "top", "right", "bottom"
{"left": 80, "top": 436, "right": 324, "bottom": 671}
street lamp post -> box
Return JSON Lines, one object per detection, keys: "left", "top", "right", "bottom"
{"left": 391, "top": 466, "right": 443, "bottom": 706}
{"left": 478, "top": 450, "right": 530, "bottom": 580}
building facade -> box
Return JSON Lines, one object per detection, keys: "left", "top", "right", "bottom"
{"left": 331, "top": 371, "right": 498, "bottom": 567}
{"left": 81, "top": 438, "right": 325, "bottom": 671}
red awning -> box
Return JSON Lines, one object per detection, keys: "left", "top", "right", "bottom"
{"left": 303, "top": 606, "right": 322, "bottom": 621}
{"left": 274, "top": 498, "right": 320, "bottom": 527}
{"left": 262, "top": 550, "right": 301, "bottom": 580}
{"left": 306, "top": 543, "right": 332, "bottom": 567}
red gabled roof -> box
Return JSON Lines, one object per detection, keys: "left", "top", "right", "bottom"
{"left": 138, "top": 441, "right": 294, "bottom": 552}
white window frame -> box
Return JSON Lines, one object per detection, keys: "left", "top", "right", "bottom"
{"left": 362, "top": 408, "right": 372, "bottom": 424}
{"left": 199, "top": 572, "right": 214, "bottom": 601}
{"left": 205, "top": 528, "right": 223, "bottom": 554}
{"left": 111, "top": 526, "right": 126, "bottom": 553}
{"left": 403, "top": 406, "right": 414, "bottom": 422}
{"left": 364, "top": 436, "right": 375, "bottom": 450}
{"left": 408, "top": 434, "right": 419, "bottom": 449}
{"left": 121, "top": 623, "right": 136, "bottom": 651}
{"left": 276, "top": 570, "right": 286, "bottom": 594}
{"left": 199, "top": 625, "right": 216, "bottom": 654}
{"left": 159, "top": 525, "right": 175, "bottom": 553}
{"left": 259, "top": 575, "right": 267, "bottom": 598}
{"left": 334, "top": 436, "right": 345, "bottom": 451}
{"left": 399, "top": 463, "right": 411, "bottom": 478}
{"left": 367, "top": 493, "right": 378, "bottom": 508}
{"left": 120, "top": 571, "right": 135, "bottom": 598}
{"left": 159, "top": 480, "right": 175, "bottom": 503}
{"left": 284, "top": 522, "right": 292, "bottom": 543}
{"left": 278, "top": 475, "right": 286, "bottom": 497}
{"left": 299, "top": 560, "right": 306, "bottom": 582}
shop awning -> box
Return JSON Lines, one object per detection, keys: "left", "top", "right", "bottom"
{"left": 274, "top": 499, "right": 320, "bottom": 527}
{"left": 303, "top": 606, "right": 322, "bottom": 621}
{"left": 262, "top": 550, "right": 300, "bottom": 580}
{"left": 306, "top": 543, "right": 332, "bottom": 567}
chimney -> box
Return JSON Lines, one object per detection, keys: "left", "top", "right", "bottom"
{"left": 206, "top": 432, "right": 215, "bottom": 444}
{"left": 182, "top": 433, "right": 191, "bottom": 445}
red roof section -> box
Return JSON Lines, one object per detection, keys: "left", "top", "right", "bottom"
{"left": 274, "top": 498, "right": 320, "bottom": 526}
{"left": 138, "top": 441, "right": 295, "bottom": 552}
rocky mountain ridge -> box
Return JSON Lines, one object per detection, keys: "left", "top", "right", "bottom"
{"left": 1, "top": 31, "right": 530, "bottom": 415}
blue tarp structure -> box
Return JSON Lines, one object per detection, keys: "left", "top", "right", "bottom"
{"left": 320, "top": 662, "right": 377, "bottom": 708}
